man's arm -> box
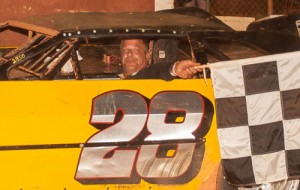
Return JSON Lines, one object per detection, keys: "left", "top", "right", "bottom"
{"left": 127, "top": 62, "right": 175, "bottom": 81}
{"left": 127, "top": 60, "right": 202, "bottom": 80}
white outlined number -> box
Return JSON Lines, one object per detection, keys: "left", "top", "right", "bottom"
{"left": 75, "top": 90, "right": 207, "bottom": 184}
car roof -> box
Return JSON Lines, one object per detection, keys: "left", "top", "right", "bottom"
{"left": 5, "top": 7, "right": 233, "bottom": 36}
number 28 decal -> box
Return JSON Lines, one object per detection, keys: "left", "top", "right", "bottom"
{"left": 75, "top": 90, "right": 214, "bottom": 184}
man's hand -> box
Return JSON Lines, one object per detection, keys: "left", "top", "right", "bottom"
{"left": 173, "top": 60, "right": 202, "bottom": 79}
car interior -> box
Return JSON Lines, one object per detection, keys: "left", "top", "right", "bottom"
{"left": 1, "top": 35, "right": 268, "bottom": 81}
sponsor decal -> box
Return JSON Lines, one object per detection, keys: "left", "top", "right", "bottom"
{"left": 12, "top": 54, "right": 26, "bottom": 64}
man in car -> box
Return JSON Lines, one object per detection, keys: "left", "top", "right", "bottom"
{"left": 120, "top": 39, "right": 202, "bottom": 80}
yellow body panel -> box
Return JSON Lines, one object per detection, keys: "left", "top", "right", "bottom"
{"left": 0, "top": 79, "right": 220, "bottom": 190}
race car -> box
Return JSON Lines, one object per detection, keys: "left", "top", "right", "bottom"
{"left": 0, "top": 7, "right": 299, "bottom": 190}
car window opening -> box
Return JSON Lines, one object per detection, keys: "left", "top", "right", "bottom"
{"left": 0, "top": 35, "right": 271, "bottom": 81}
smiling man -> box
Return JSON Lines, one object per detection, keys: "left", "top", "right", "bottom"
{"left": 120, "top": 39, "right": 202, "bottom": 80}
{"left": 120, "top": 39, "right": 150, "bottom": 78}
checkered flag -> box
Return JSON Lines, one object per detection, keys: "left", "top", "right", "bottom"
{"left": 210, "top": 51, "right": 300, "bottom": 186}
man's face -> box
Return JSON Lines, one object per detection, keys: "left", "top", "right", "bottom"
{"left": 121, "top": 39, "right": 148, "bottom": 77}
